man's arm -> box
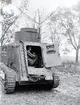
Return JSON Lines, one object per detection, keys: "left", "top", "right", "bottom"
{"left": 27, "top": 50, "right": 36, "bottom": 59}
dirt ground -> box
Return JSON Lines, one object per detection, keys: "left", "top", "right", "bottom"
{"left": 0, "top": 64, "right": 80, "bottom": 105}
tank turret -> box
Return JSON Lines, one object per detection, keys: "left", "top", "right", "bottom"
{"left": 15, "top": 28, "right": 39, "bottom": 42}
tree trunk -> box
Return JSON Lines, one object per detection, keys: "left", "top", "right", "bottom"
{"left": 75, "top": 48, "right": 79, "bottom": 63}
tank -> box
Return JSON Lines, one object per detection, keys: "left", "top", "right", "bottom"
{"left": 1, "top": 28, "right": 61, "bottom": 93}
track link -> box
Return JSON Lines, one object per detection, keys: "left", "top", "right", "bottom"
{"left": 0, "top": 63, "right": 16, "bottom": 94}
{"left": 4, "top": 75, "right": 16, "bottom": 94}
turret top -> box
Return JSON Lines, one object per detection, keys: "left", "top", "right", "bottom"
{"left": 15, "top": 28, "right": 39, "bottom": 42}
{"left": 21, "top": 28, "right": 38, "bottom": 33}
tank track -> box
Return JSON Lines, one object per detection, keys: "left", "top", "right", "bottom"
{"left": 4, "top": 74, "right": 16, "bottom": 94}
{"left": 53, "top": 74, "right": 60, "bottom": 88}
{"left": 1, "top": 63, "right": 16, "bottom": 94}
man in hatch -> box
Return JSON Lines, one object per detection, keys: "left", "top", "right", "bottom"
{"left": 27, "top": 47, "right": 38, "bottom": 66}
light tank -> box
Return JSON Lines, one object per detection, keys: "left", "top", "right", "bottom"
{"left": 1, "top": 28, "right": 61, "bottom": 93}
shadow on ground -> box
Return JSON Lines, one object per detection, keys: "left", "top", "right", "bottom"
{"left": 15, "top": 84, "right": 54, "bottom": 93}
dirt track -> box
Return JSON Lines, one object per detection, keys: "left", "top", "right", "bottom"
{"left": 0, "top": 65, "right": 80, "bottom": 105}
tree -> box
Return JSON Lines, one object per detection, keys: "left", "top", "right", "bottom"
{"left": 47, "top": 21, "right": 61, "bottom": 44}
{"left": 0, "top": 0, "right": 28, "bottom": 46}
{"left": 1, "top": 9, "right": 17, "bottom": 45}
{"left": 31, "top": 9, "right": 47, "bottom": 41}
{"left": 1, "top": 0, "right": 12, "bottom": 4}
{"left": 49, "top": 7, "right": 80, "bottom": 63}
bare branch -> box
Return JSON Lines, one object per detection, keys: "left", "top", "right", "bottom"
{"left": 18, "top": 8, "right": 39, "bottom": 24}
{"left": 67, "top": 29, "right": 77, "bottom": 50}
{"left": 40, "top": 10, "right": 57, "bottom": 25}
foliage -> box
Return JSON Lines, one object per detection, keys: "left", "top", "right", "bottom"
{"left": 49, "top": 7, "right": 80, "bottom": 62}
{"left": 1, "top": 10, "right": 17, "bottom": 45}
{"left": 0, "top": 0, "right": 28, "bottom": 45}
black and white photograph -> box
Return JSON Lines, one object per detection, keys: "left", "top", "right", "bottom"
{"left": 0, "top": 0, "right": 80, "bottom": 105}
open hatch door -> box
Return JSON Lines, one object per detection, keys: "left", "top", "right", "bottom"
{"left": 42, "top": 43, "right": 61, "bottom": 68}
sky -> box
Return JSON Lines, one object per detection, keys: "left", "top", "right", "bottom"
{"left": 28, "top": 0, "right": 80, "bottom": 12}
{"left": 10, "top": 0, "right": 80, "bottom": 22}
{"left": 11, "top": 0, "right": 80, "bottom": 14}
